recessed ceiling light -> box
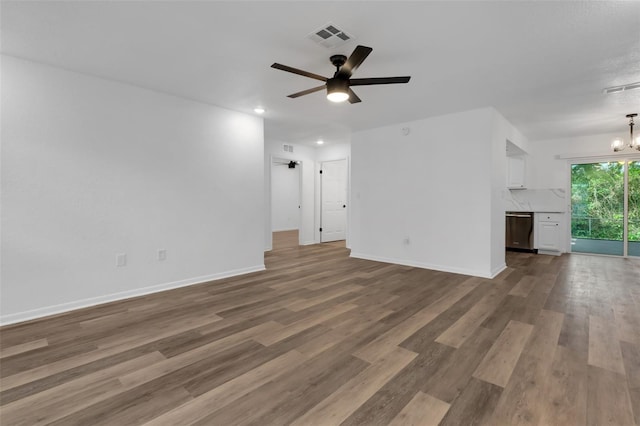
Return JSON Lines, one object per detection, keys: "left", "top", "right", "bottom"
{"left": 254, "top": 107, "right": 265, "bottom": 114}
{"left": 317, "top": 140, "right": 324, "bottom": 145}
{"left": 602, "top": 82, "right": 640, "bottom": 94}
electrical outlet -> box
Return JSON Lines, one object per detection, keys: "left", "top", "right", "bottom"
{"left": 116, "top": 253, "right": 127, "bottom": 267}
{"left": 158, "top": 249, "right": 167, "bottom": 261}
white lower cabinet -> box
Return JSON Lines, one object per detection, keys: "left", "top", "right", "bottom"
{"left": 535, "top": 213, "right": 563, "bottom": 254}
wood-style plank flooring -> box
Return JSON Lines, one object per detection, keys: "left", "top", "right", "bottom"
{"left": 1, "top": 230, "right": 639, "bottom": 425}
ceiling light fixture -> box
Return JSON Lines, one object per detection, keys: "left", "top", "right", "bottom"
{"left": 317, "top": 140, "right": 324, "bottom": 145}
{"left": 254, "top": 107, "right": 265, "bottom": 114}
{"left": 326, "top": 77, "right": 349, "bottom": 102}
{"left": 611, "top": 113, "right": 640, "bottom": 152}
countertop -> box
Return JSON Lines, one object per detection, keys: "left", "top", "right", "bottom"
{"left": 506, "top": 210, "right": 565, "bottom": 214}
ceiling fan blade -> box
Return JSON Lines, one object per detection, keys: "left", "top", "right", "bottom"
{"left": 287, "top": 85, "right": 327, "bottom": 98}
{"left": 337, "top": 45, "right": 373, "bottom": 78}
{"left": 271, "top": 63, "right": 327, "bottom": 82}
{"left": 350, "top": 76, "right": 411, "bottom": 86}
{"left": 348, "top": 88, "right": 362, "bottom": 104}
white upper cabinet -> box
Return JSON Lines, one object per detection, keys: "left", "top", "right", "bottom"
{"left": 507, "top": 156, "right": 526, "bottom": 189}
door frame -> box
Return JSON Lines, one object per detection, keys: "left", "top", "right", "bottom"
{"left": 269, "top": 155, "right": 303, "bottom": 248}
{"left": 567, "top": 155, "right": 640, "bottom": 257}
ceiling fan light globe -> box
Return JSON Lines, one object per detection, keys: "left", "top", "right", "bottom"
{"left": 326, "top": 77, "right": 350, "bottom": 103}
{"left": 327, "top": 91, "right": 349, "bottom": 102}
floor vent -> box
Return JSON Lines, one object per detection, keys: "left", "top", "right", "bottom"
{"left": 307, "top": 22, "right": 354, "bottom": 49}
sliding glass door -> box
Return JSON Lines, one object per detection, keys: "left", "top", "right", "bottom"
{"left": 629, "top": 160, "right": 640, "bottom": 256}
{"left": 571, "top": 159, "right": 640, "bottom": 257}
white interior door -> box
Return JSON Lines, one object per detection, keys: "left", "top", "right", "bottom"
{"left": 321, "top": 159, "right": 347, "bottom": 242}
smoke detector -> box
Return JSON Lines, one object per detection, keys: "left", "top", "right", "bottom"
{"left": 307, "top": 22, "right": 354, "bottom": 49}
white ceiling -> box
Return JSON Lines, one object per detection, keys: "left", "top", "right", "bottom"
{"left": 2, "top": 1, "right": 639, "bottom": 146}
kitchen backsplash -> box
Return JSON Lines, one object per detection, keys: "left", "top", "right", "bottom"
{"left": 504, "top": 188, "right": 566, "bottom": 212}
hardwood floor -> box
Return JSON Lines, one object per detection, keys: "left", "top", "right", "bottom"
{"left": 1, "top": 233, "right": 639, "bottom": 425}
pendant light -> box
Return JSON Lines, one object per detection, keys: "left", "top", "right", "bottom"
{"left": 611, "top": 113, "right": 640, "bottom": 152}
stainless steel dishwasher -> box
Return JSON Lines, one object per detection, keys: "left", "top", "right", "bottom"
{"left": 506, "top": 212, "right": 534, "bottom": 251}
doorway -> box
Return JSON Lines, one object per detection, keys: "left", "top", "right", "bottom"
{"left": 570, "top": 159, "right": 640, "bottom": 257}
{"left": 271, "top": 158, "right": 301, "bottom": 246}
{"left": 320, "top": 159, "right": 348, "bottom": 242}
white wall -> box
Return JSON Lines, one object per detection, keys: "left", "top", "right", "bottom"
{"left": 527, "top": 132, "right": 637, "bottom": 189}
{"left": 491, "top": 110, "right": 528, "bottom": 273}
{"left": 350, "top": 107, "right": 505, "bottom": 278}
{"left": 271, "top": 163, "right": 300, "bottom": 231}
{"left": 1, "top": 56, "right": 265, "bottom": 324}
{"left": 316, "top": 143, "right": 350, "bottom": 163}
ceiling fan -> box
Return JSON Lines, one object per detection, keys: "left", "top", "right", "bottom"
{"left": 273, "top": 160, "right": 300, "bottom": 168}
{"left": 271, "top": 45, "right": 411, "bottom": 104}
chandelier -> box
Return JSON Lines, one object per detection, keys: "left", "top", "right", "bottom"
{"left": 611, "top": 113, "right": 640, "bottom": 152}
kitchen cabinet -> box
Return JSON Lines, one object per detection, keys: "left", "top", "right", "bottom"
{"left": 507, "top": 156, "right": 526, "bottom": 189}
{"left": 535, "top": 213, "right": 563, "bottom": 253}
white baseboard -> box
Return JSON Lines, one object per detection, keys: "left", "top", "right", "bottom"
{"left": 538, "top": 249, "right": 562, "bottom": 256}
{"left": 349, "top": 252, "right": 498, "bottom": 279}
{"left": 489, "top": 263, "right": 507, "bottom": 279}
{"left": 0, "top": 265, "right": 265, "bottom": 326}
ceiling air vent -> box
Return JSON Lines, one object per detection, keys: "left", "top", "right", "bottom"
{"left": 307, "top": 22, "right": 354, "bottom": 49}
{"left": 603, "top": 81, "right": 640, "bottom": 94}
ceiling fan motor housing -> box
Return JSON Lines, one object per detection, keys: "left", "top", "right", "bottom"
{"left": 330, "top": 54, "right": 348, "bottom": 69}
{"left": 327, "top": 77, "right": 349, "bottom": 94}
